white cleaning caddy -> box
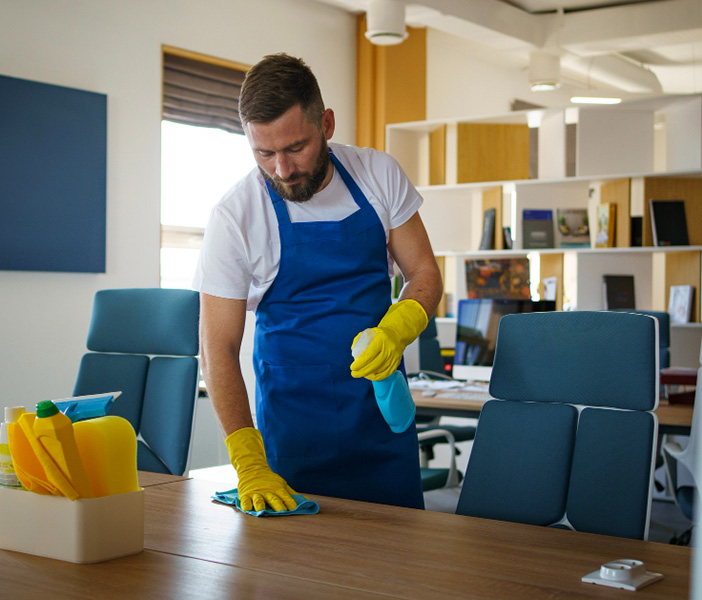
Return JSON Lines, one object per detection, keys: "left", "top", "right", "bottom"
{"left": 0, "top": 486, "right": 143, "bottom": 563}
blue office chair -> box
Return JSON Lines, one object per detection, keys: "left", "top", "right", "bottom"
{"left": 612, "top": 309, "right": 670, "bottom": 368}
{"left": 456, "top": 311, "right": 659, "bottom": 540}
{"left": 612, "top": 309, "right": 671, "bottom": 492}
{"left": 663, "top": 340, "right": 702, "bottom": 544}
{"left": 73, "top": 288, "right": 200, "bottom": 475}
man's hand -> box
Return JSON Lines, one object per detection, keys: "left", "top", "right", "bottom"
{"left": 226, "top": 427, "right": 299, "bottom": 512}
{"left": 350, "top": 299, "right": 428, "bottom": 381}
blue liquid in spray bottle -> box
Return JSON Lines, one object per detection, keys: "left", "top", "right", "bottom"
{"left": 353, "top": 329, "right": 415, "bottom": 433}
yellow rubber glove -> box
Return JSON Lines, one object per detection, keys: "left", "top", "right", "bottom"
{"left": 225, "top": 427, "right": 299, "bottom": 512}
{"left": 350, "top": 299, "right": 428, "bottom": 381}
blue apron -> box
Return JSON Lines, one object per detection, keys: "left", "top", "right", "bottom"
{"left": 253, "top": 151, "right": 424, "bottom": 509}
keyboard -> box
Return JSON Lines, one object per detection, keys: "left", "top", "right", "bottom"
{"left": 434, "top": 391, "right": 493, "bottom": 402}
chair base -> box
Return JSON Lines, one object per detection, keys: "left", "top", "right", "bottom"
{"left": 669, "top": 526, "right": 693, "bottom": 546}
{"left": 421, "top": 468, "right": 463, "bottom": 492}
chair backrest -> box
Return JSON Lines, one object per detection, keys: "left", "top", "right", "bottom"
{"left": 612, "top": 309, "right": 670, "bottom": 368}
{"left": 73, "top": 288, "right": 200, "bottom": 475}
{"left": 456, "top": 311, "right": 659, "bottom": 540}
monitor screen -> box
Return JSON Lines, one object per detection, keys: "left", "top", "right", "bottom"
{"left": 452, "top": 298, "right": 557, "bottom": 381}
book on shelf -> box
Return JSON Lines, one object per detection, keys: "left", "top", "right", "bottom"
{"left": 650, "top": 199, "right": 690, "bottom": 246}
{"left": 465, "top": 258, "right": 530, "bottom": 300}
{"left": 478, "top": 208, "right": 496, "bottom": 250}
{"left": 595, "top": 203, "right": 616, "bottom": 248}
{"left": 630, "top": 216, "right": 643, "bottom": 247}
{"left": 556, "top": 208, "right": 590, "bottom": 248}
{"left": 603, "top": 274, "right": 635, "bottom": 310}
{"left": 668, "top": 285, "right": 694, "bottom": 324}
{"left": 522, "top": 209, "right": 554, "bottom": 249}
{"left": 503, "top": 226, "right": 513, "bottom": 250}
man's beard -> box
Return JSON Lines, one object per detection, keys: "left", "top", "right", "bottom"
{"left": 260, "top": 137, "right": 330, "bottom": 203}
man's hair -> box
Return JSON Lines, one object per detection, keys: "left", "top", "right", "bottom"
{"left": 239, "top": 53, "right": 325, "bottom": 127}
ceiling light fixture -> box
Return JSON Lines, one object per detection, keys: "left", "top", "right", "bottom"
{"left": 560, "top": 54, "right": 662, "bottom": 95}
{"left": 570, "top": 96, "right": 622, "bottom": 105}
{"left": 529, "top": 51, "right": 561, "bottom": 92}
{"left": 365, "top": 0, "right": 408, "bottom": 46}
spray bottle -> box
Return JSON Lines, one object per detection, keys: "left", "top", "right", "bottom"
{"left": 352, "top": 329, "right": 416, "bottom": 433}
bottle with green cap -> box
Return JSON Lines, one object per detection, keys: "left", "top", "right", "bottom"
{"left": 33, "top": 400, "right": 94, "bottom": 498}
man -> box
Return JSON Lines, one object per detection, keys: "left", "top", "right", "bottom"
{"left": 194, "top": 53, "right": 442, "bottom": 512}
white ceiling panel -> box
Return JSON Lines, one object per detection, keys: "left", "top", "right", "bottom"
{"left": 310, "top": 0, "right": 702, "bottom": 95}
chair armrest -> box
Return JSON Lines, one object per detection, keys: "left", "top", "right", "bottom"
{"left": 663, "top": 440, "right": 684, "bottom": 460}
{"left": 417, "top": 429, "right": 460, "bottom": 488}
{"left": 662, "top": 441, "right": 685, "bottom": 502}
{"left": 418, "top": 428, "right": 457, "bottom": 446}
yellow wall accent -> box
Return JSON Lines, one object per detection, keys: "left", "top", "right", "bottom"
{"left": 429, "top": 125, "right": 446, "bottom": 186}
{"left": 456, "top": 123, "right": 530, "bottom": 183}
{"left": 356, "top": 16, "right": 426, "bottom": 151}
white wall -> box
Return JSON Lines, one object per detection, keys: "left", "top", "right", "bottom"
{"left": 425, "top": 29, "right": 577, "bottom": 120}
{"left": 0, "top": 0, "right": 356, "bottom": 414}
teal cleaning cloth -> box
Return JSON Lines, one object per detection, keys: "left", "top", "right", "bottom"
{"left": 212, "top": 488, "right": 320, "bottom": 517}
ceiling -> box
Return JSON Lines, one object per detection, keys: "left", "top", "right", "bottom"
{"left": 311, "top": 0, "right": 702, "bottom": 98}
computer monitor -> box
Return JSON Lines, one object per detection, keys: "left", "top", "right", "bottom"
{"left": 452, "top": 298, "right": 557, "bottom": 382}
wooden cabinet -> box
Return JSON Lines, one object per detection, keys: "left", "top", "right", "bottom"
{"left": 388, "top": 94, "right": 702, "bottom": 364}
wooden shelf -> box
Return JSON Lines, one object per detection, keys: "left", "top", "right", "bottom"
{"left": 390, "top": 95, "right": 702, "bottom": 362}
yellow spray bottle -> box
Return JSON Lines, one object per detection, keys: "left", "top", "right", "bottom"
{"left": 33, "top": 400, "right": 94, "bottom": 499}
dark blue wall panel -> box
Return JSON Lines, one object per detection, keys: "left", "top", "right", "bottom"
{"left": 0, "top": 74, "right": 107, "bottom": 273}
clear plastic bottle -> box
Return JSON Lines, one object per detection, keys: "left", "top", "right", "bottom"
{"left": 0, "top": 406, "right": 26, "bottom": 488}
{"left": 352, "top": 329, "right": 416, "bottom": 433}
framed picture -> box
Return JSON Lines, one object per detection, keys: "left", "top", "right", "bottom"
{"left": 668, "top": 285, "right": 694, "bottom": 324}
{"left": 464, "top": 258, "right": 530, "bottom": 300}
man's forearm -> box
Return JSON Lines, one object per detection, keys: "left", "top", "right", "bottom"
{"left": 202, "top": 351, "right": 254, "bottom": 437}
{"left": 199, "top": 293, "right": 253, "bottom": 438}
{"left": 398, "top": 261, "right": 443, "bottom": 319}
{"left": 387, "top": 212, "right": 443, "bottom": 320}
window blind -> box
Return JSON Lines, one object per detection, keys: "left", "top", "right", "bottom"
{"left": 162, "top": 53, "right": 246, "bottom": 134}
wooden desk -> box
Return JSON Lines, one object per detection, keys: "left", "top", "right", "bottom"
{"left": 142, "top": 478, "right": 691, "bottom": 599}
{"left": 0, "top": 542, "right": 382, "bottom": 599}
{"left": 0, "top": 475, "right": 692, "bottom": 598}
{"left": 412, "top": 388, "right": 487, "bottom": 419}
{"left": 137, "top": 470, "right": 189, "bottom": 488}
{"left": 656, "top": 399, "right": 695, "bottom": 435}
{"left": 412, "top": 390, "right": 694, "bottom": 435}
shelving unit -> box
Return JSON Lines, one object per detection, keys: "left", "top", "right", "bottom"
{"left": 388, "top": 94, "right": 702, "bottom": 365}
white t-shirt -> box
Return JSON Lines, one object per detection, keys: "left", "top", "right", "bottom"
{"left": 192, "top": 142, "right": 423, "bottom": 311}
